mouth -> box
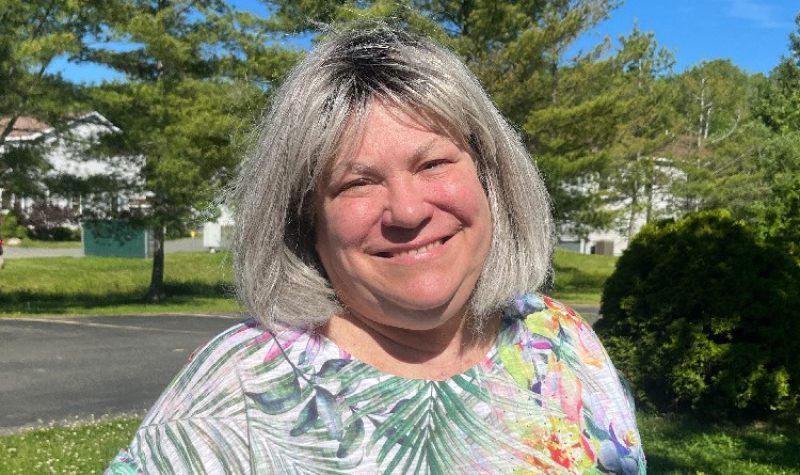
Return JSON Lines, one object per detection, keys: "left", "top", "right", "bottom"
{"left": 375, "top": 235, "right": 453, "bottom": 258}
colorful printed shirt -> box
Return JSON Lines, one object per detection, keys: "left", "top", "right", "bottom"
{"left": 106, "top": 294, "right": 645, "bottom": 474}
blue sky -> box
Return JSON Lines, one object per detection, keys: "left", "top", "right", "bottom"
{"left": 576, "top": 0, "right": 798, "bottom": 74}
{"left": 50, "top": 0, "right": 798, "bottom": 84}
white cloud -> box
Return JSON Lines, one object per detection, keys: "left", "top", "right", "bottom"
{"left": 724, "top": 0, "right": 794, "bottom": 29}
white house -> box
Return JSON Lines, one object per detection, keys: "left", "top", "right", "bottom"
{"left": 557, "top": 161, "right": 685, "bottom": 256}
{"left": 0, "top": 112, "right": 146, "bottom": 222}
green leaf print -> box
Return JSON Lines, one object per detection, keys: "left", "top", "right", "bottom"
{"left": 289, "top": 397, "right": 318, "bottom": 437}
{"left": 315, "top": 387, "right": 344, "bottom": 440}
{"left": 350, "top": 380, "right": 501, "bottom": 475}
{"left": 246, "top": 371, "right": 303, "bottom": 414}
{"left": 317, "top": 358, "right": 351, "bottom": 379}
{"left": 336, "top": 418, "right": 365, "bottom": 458}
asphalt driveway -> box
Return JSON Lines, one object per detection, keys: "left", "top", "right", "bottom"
{"left": 0, "top": 304, "right": 599, "bottom": 435}
{"left": 0, "top": 314, "right": 241, "bottom": 435}
{"left": 2, "top": 237, "right": 206, "bottom": 259}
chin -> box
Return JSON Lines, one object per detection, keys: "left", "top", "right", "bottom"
{"left": 376, "top": 294, "right": 470, "bottom": 329}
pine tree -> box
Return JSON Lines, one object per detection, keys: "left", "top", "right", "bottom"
{"left": 0, "top": 0, "right": 109, "bottom": 212}
{"left": 604, "top": 26, "right": 679, "bottom": 239}
{"left": 85, "top": 0, "right": 300, "bottom": 302}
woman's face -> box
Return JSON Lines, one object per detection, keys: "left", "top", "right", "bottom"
{"left": 314, "top": 103, "right": 492, "bottom": 331}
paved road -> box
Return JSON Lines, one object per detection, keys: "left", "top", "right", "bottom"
{"left": 0, "top": 314, "right": 240, "bottom": 435}
{"left": 0, "top": 303, "right": 600, "bottom": 435}
{"left": 3, "top": 237, "right": 207, "bottom": 259}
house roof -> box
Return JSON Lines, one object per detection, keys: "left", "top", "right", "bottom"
{"left": 0, "top": 116, "right": 52, "bottom": 139}
{"left": 0, "top": 112, "right": 117, "bottom": 142}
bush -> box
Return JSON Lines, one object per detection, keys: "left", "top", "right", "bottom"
{"left": 595, "top": 210, "right": 800, "bottom": 420}
{"left": 0, "top": 211, "right": 28, "bottom": 239}
{"left": 21, "top": 203, "right": 80, "bottom": 241}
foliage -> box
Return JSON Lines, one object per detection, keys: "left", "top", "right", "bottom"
{"left": 0, "top": 415, "right": 141, "bottom": 475}
{"left": 0, "top": 211, "right": 28, "bottom": 239}
{"left": 0, "top": 0, "right": 108, "bottom": 201}
{"left": 749, "top": 16, "right": 800, "bottom": 262}
{"left": 0, "top": 251, "right": 240, "bottom": 316}
{"left": 748, "top": 132, "right": 800, "bottom": 262}
{"left": 82, "top": 0, "right": 301, "bottom": 302}
{"left": 754, "top": 14, "right": 800, "bottom": 134}
{"left": 19, "top": 202, "right": 79, "bottom": 241}
{"left": 668, "top": 60, "right": 769, "bottom": 218}
{"left": 595, "top": 210, "right": 800, "bottom": 419}
{"left": 603, "top": 25, "right": 680, "bottom": 239}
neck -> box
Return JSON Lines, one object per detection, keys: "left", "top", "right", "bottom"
{"left": 319, "top": 308, "right": 500, "bottom": 380}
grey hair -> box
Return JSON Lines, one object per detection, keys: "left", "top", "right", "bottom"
{"left": 229, "top": 27, "right": 554, "bottom": 329}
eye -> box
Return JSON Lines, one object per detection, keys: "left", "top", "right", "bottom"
{"left": 420, "top": 159, "right": 449, "bottom": 171}
{"left": 339, "top": 177, "right": 372, "bottom": 193}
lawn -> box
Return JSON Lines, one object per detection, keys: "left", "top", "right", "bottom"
{"left": 14, "top": 239, "right": 82, "bottom": 249}
{"left": 2, "top": 412, "right": 797, "bottom": 474}
{"left": 0, "top": 248, "right": 612, "bottom": 317}
{"left": 0, "top": 252, "right": 242, "bottom": 316}
{"left": 639, "top": 412, "right": 800, "bottom": 474}
{"left": 0, "top": 416, "right": 141, "bottom": 475}
{"left": 550, "top": 248, "right": 618, "bottom": 304}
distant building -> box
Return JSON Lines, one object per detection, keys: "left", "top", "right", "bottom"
{"left": 557, "top": 160, "right": 685, "bottom": 256}
{"left": 0, "top": 112, "right": 146, "bottom": 223}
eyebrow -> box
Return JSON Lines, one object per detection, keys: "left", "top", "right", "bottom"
{"left": 328, "top": 137, "right": 441, "bottom": 179}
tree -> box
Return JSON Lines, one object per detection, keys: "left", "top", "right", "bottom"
{"left": 668, "top": 60, "right": 768, "bottom": 218}
{"left": 0, "top": 0, "right": 110, "bottom": 212}
{"left": 754, "top": 13, "right": 800, "bottom": 134}
{"left": 749, "top": 133, "right": 800, "bottom": 261}
{"left": 750, "top": 13, "right": 800, "bottom": 261}
{"left": 85, "top": 0, "right": 300, "bottom": 301}
{"left": 603, "top": 25, "right": 679, "bottom": 239}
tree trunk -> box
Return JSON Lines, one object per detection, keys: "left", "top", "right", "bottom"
{"left": 145, "top": 225, "right": 165, "bottom": 303}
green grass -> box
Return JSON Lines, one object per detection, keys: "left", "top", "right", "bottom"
{"left": 639, "top": 412, "right": 800, "bottom": 474}
{"left": 0, "top": 248, "right": 610, "bottom": 317}
{"left": 13, "top": 239, "right": 82, "bottom": 248}
{"left": 2, "top": 412, "right": 797, "bottom": 474}
{"left": 0, "top": 252, "right": 242, "bottom": 316}
{"left": 550, "top": 248, "right": 618, "bottom": 304}
{"left": 0, "top": 416, "right": 141, "bottom": 475}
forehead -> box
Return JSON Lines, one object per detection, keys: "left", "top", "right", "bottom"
{"left": 325, "top": 101, "right": 467, "bottom": 171}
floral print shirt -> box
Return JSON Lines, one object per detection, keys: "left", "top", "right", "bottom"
{"left": 106, "top": 294, "right": 645, "bottom": 474}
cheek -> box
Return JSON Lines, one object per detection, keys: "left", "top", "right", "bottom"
{"left": 436, "top": 172, "right": 491, "bottom": 225}
{"left": 316, "top": 199, "right": 381, "bottom": 251}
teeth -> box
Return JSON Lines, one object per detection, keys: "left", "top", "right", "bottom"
{"left": 394, "top": 239, "right": 443, "bottom": 257}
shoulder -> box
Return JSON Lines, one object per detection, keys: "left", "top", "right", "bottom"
{"left": 500, "top": 293, "right": 647, "bottom": 473}
{"left": 143, "top": 318, "right": 290, "bottom": 424}
{"left": 113, "top": 318, "right": 298, "bottom": 474}
{"left": 501, "top": 293, "right": 625, "bottom": 394}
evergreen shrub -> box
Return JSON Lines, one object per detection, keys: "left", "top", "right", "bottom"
{"left": 1, "top": 212, "right": 28, "bottom": 239}
{"left": 595, "top": 210, "right": 800, "bottom": 420}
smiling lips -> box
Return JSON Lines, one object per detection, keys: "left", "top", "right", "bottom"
{"left": 375, "top": 236, "right": 453, "bottom": 259}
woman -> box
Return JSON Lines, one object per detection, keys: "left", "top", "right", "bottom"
{"left": 108, "top": 27, "right": 645, "bottom": 474}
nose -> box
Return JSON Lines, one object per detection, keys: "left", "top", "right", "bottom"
{"left": 381, "top": 178, "right": 433, "bottom": 229}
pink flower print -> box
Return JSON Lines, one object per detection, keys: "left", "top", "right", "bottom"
{"left": 263, "top": 328, "right": 304, "bottom": 362}
{"left": 543, "top": 356, "right": 584, "bottom": 423}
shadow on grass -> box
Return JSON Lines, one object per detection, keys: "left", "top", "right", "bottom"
{"left": 0, "top": 281, "right": 235, "bottom": 314}
{"left": 736, "top": 427, "right": 800, "bottom": 471}
{"left": 642, "top": 412, "right": 800, "bottom": 474}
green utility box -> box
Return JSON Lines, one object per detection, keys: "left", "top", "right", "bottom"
{"left": 82, "top": 220, "right": 153, "bottom": 258}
